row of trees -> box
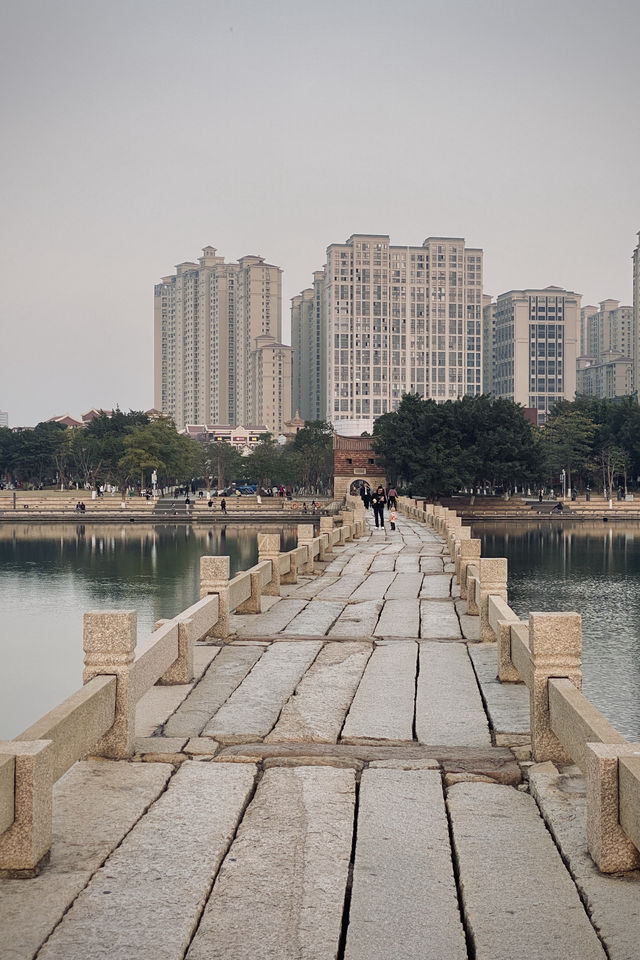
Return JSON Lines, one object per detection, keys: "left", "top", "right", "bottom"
{"left": 372, "top": 394, "right": 640, "bottom": 498}
{"left": 0, "top": 412, "right": 335, "bottom": 494}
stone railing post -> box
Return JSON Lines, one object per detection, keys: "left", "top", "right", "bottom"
{"left": 200, "top": 556, "right": 231, "bottom": 640}
{"left": 529, "top": 612, "right": 582, "bottom": 764}
{"left": 317, "top": 533, "right": 327, "bottom": 561}
{"left": 585, "top": 743, "right": 640, "bottom": 873}
{"left": 446, "top": 519, "right": 463, "bottom": 559}
{"left": 258, "top": 533, "right": 281, "bottom": 596}
{"left": 477, "top": 558, "right": 508, "bottom": 642}
{"left": 83, "top": 610, "right": 137, "bottom": 759}
{"left": 155, "top": 617, "right": 195, "bottom": 684}
{"left": 235, "top": 566, "right": 264, "bottom": 614}
{"left": 458, "top": 540, "right": 482, "bottom": 598}
{"left": 297, "top": 524, "right": 315, "bottom": 575}
{"left": 280, "top": 549, "right": 298, "bottom": 584}
{"left": 451, "top": 525, "right": 471, "bottom": 564}
{"left": 341, "top": 509, "right": 357, "bottom": 538}
{"left": 0, "top": 740, "right": 53, "bottom": 877}
{"left": 319, "top": 517, "right": 334, "bottom": 556}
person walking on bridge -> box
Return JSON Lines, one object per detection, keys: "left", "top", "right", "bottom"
{"left": 371, "top": 485, "right": 387, "bottom": 528}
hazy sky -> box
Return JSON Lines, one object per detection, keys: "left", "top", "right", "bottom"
{"left": 1, "top": 0, "right": 639, "bottom": 427}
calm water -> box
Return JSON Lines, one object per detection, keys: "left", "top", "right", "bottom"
{"left": 0, "top": 522, "right": 296, "bottom": 738}
{"left": 472, "top": 520, "right": 640, "bottom": 740}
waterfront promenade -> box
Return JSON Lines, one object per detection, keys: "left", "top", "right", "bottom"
{"left": 1, "top": 510, "right": 639, "bottom": 959}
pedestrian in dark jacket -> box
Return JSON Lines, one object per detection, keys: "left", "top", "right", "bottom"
{"left": 371, "top": 485, "right": 387, "bottom": 528}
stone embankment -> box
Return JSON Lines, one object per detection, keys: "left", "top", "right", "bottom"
{"left": 0, "top": 491, "right": 338, "bottom": 523}
{"left": 1, "top": 502, "right": 639, "bottom": 959}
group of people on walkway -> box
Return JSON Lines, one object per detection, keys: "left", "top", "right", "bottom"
{"left": 359, "top": 482, "right": 397, "bottom": 530}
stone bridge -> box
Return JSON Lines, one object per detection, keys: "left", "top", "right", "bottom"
{"left": 1, "top": 505, "right": 639, "bottom": 959}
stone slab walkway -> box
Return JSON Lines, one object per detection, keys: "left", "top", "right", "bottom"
{"left": 1, "top": 511, "right": 638, "bottom": 959}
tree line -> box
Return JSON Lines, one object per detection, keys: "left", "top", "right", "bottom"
{"left": 0, "top": 411, "right": 334, "bottom": 494}
{"left": 372, "top": 394, "right": 640, "bottom": 498}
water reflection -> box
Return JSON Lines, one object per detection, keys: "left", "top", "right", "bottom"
{"left": 0, "top": 522, "right": 297, "bottom": 738}
{"left": 471, "top": 520, "right": 640, "bottom": 740}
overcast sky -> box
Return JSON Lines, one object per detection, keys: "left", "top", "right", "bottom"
{"left": 1, "top": 0, "right": 639, "bottom": 427}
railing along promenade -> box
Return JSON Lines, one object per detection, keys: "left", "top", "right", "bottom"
{"left": 398, "top": 495, "right": 640, "bottom": 875}
{"left": 0, "top": 512, "right": 364, "bottom": 877}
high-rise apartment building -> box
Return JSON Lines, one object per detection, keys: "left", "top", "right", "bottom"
{"left": 633, "top": 232, "right": 640, "bottom": 396}
{"left": 0, "top": 411, "right": 8, "bottom": 428}
{"left": 293, "top": 234, "right": 483, "bottom": 435}
{"left": 481, "top": 295, "right": 496, "bottom": 394}
{"left": 579, "top": 305, "right": 598, "bottom": 357}
{"left": 154, "top": 246, "right": 292, "bottom": 434}
{"left": 575, "top": 299, "right": 633, "bottom": 400}
{"left": 493, "top": 286, "right": 580, "bottom": 424}
{"left": 582, "top": 300, "right": 633, "bottom": 360}
{"left": 291, "top": 270, "right": 326, "bottom": 421}
{"left": 577, "top": 352, "right": 633, "bottom": 399}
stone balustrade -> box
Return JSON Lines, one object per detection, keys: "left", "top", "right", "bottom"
{"left": 398, "top": 494, "right": 640, "bottom": 874}
{"left": 0, "top": 516, "right": 356, "bottom": 877}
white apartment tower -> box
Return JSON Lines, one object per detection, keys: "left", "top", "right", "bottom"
{"left": 293, "top": 234, "right": 483, "bottom": 435}
{"left": 493, "top": 286, "right": 580, "bottom": 424}
{"left": 154, "top": 246, "right": 292, "bottom": 434}
{"left": 576, "top": 299, "right": 633, "bottom": 401}
{"left": 633, "top": 232, "right": 640, "bottom": 396}
{"left": 582, "top": 300, "right": 633, "bottom": 360}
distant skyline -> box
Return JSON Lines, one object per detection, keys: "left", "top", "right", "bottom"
{"left": 1, "top": 0, "right": 639, "bottom": 427}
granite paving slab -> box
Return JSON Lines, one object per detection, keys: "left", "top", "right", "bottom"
{"left": 341, "top": 555, "right": 376, "bottom": 577}
{"left": 37, "top": 763, "right": 258, "bottom": 960}
{"left": 344, "top": 768, "right": 466, "bottom": 960}
{"left": 234, "top": 597, "right": 307, "bottom": 636}
{"left": 456, "top": 600, "right": 480, "bottom": 640}
{"left": 135, "top": 684, "right": 194, "bottom": 737}
{"left": 415, "top": 643, "right": 491, "bottom": 746}
{"left": 328, "top": 600, "right": 382, "bottom": 638}
{"left": 350, "top": 571, "right": 396, "bottom": 601}
{"left": 266, "top": 642, "right": 372, "bottom": 743}
{"left": 385, "top": 572, "right": 423, "bottom": 599}
{"left": 374, "top": 599, "right": 420, "bottom": 638}
{"left": 186, "top": 766, "right": 355, "bottom": 960}
{"left": 291, "top": 577, "right": 339, "bottom": 599}
{"left": 165, "top": 644, "right": 264, "bottom": 737}
{"left": 369, "top": 555, "right": 396, "bottom": 572}
{"left": 394, "top": 555, "right": 421, "bottom": 572}
{"left": 448, "top": 781, "right": 606, "bottom": 960}
{"left": 529, "top": 762, "right": 640, "bottom": 960}
{"left": 341, "top": 642, "right": 416, "bottom": 743}
{"left": 417, "top": 542, "right": 447, "bottom": 555}
{"left": 203, "top": 641, "right": 322, "bottom": 742}
{"left": 282, "top": 600, "right": 346, "bottom": 636}
{"left": 420, "top": 556, "right": 445, "bottom": 573}
{"left": 468, "top": 643, "right": 530, "bottom": 740}
{"left": 419, "top": 573, "right": 452, "bottom": 599}
{"left": 0, "top": 761, "right": 172, "bottom": 960}
{"left": 420, "top": 599, "right": 461, "bottom": 640}
{"left": 315, "top": 575, "right": 365, "bottom": 601}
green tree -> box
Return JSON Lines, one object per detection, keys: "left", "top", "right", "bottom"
{"left": 543, "top": 404, "right": 596, "bottom": 494}
{"left": 287, "top": 420, "right": 334, "bottom": 492}
{"left": 119, "top": 419, "right": 195, "bottom": 490}
{"left": 196, "top": 441, "right": 243, "bottom": 492}
{"left": 243, "top": 437, "right": 282, "bottom": 490}
{"left": 373, "top": 393, "right": 539, "bottom": 497}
